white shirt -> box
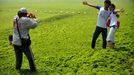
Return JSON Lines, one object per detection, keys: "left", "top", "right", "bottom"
{"left": 110, "top": 12, "right": 118, "bottom": 26}
{"left": 12, "top": 16, "right": 37, "bottom": 46}
{"left": 96, "top": 6, "right": 110, "bottom": 28}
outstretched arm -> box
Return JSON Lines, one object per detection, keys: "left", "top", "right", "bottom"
{"left": 83, "top": 1, "right": 98, "bottom": 9}
{"left": 115, "top": 8, "right": 124, "bottom": 13}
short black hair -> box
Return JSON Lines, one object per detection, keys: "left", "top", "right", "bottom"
{"left": 110, "top": 4, "right": 116, "bottom": 9}
{"left": 17, "top": 11, "right": 27, "bottom": 18}
{"left": 104, "top": 0, "right": 111, "bottom": 4}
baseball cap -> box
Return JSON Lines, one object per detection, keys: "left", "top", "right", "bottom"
{"left": 19, "top": 7, "right": 28, "bottom": 13}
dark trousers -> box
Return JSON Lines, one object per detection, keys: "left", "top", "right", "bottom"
{"left": 91, "top": 26, "right": 107, "bottom": 49}
{"left": 13, "top": 45, "right": 36, "bottom": 71}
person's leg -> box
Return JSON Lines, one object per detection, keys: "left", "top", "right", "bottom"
{"left": 23, "top": 46, "right": 36, "bottom": 71}
{"left": 91, "top": 26, "right": 102, "bottom": 49}
{"left": 102, "top": 28, "right": 107, "bottom": 49}
{"left": 107, "top": 27, "right": 116, "bottom": 48}
{"left": 107, "top": 28, "right": 113, "bottom": 42}
{"left": 107, "top": 28, "right": 113, "bottom": 48}
{"left": 13, "top": 45, "right": 23, "bottom": 70}
{"left": 110, "top": 28, "right": 117, "bottom": 48}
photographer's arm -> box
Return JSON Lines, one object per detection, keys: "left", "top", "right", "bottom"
{"left": 26, "top": 18, "right": 37, "bottom": 29}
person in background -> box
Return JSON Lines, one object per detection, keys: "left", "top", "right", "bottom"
{"left": 83, "top": 0, "right": 111, "bottom": 49}
{"left": 107, "top": 4, "right": 124, "bottom": 48}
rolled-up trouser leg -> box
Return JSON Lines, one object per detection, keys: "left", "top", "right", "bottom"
{"left": 107, "top": 27, "right": 117, "bottom": 48}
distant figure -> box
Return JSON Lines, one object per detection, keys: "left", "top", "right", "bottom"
{"left": 83, "top": 0, "right": 111, "bottom": 49}
{"left": 12, "top": 7, "right": 37, "bottom": 71}
{"left": 107, "top": 4, "right": 124, "bottom": 48}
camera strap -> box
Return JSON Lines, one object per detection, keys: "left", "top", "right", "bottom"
{"left": 16, "top": 18, "right": 22, "bottom": 41}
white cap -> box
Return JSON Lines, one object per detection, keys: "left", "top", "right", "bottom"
{"left": 19, "top": 7, "right": 28, "bottom": 13}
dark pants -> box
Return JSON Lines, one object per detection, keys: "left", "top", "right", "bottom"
{"left": 13, "top": 45, "right": 36, "bottom": 71}
{"left": 91, "top": 26, "right": 107, "bottom": 49}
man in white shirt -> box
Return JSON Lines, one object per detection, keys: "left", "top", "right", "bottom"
{"left": 12, "top": 7, "right": 37, "bottom": 71}
{"left": 107, "top": 4, "right": 123, "bottom": 48}
{"left": 83, "top": 0, "right": 111, "bottom": 49}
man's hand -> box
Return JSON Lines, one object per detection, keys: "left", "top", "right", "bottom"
{"left": 115, "top": 8, "right": 125, "bottom": 13}
{"left": 120, "top": 8, "right": 125, "bottom": 13}
{"left": 83, "top": 1, "right": 97, "bottom": 9}
{"left": 83, "top": 1, "right": 88, "bottom": 5}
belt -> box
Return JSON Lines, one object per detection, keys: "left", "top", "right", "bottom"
{"left": 110, "top": 25, "right": 117, "bottom": 29}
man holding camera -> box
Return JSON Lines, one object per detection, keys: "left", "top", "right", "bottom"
{"left": 12, "top": 7, "right": 37, "bottom": 71}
